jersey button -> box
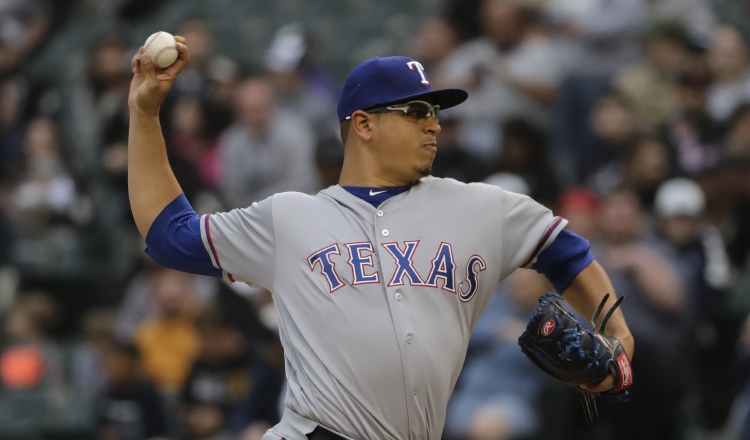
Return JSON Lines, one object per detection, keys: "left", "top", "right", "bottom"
{"left": 395, "top": 292, "right": 403, "bottom": 300}
{"left": 382, "top": 229, "right": 389, "bottom": 236}
{"left": 413, "top": 388, "right": 418, "bottom": 396}
{"left": 406, "top": 335, "right": 414, "bottom": 344}
{"left": 377, "top": 210, "right": 384, "bottom": 217}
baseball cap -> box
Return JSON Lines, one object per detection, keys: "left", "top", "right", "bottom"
{"left": 654, "top": 178, "right": 705, "bottom": 217}
{"left": 337, "top": 56, "right": 468, "bottom": 122}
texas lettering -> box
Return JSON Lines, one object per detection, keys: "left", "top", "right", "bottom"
{"left": 307, "top": 241, "right": 487, "bottom": 302}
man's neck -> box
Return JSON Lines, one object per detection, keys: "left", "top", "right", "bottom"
{"left": 338, "top": 162, "right": 412, "bottom": 188}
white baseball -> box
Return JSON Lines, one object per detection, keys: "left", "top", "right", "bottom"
{"left": 143, "top": 31, "right": 178, "bottom": 68}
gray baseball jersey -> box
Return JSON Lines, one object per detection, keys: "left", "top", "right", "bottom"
{"left": 199, "top": 176, "right": 567, "bottom": 440}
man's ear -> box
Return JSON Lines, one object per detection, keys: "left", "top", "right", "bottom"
{"left": 350, "top": 110, "right": 375, "bottom": 142}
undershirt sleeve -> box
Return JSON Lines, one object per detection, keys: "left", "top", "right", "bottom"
{"left": 145, "top": 194, "right": 222, "bottom": 277}
{"left": 531, "top": 229, "right": 595, "bottom": 293}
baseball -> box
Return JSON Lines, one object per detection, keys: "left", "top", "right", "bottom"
{"left": 143, "top": 31, "right": 178, "bottom": 68}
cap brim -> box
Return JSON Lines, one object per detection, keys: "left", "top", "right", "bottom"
{"left": 380, "top": 88, "right": 468, "bottom": 110}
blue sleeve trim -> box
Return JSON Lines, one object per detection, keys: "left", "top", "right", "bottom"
{"left": 531, "top": 229, "right": 594, "bottom": 293}
{"left": 145, "top": 194, "right": 222, "bottom": 278}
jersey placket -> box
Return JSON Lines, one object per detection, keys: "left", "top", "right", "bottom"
{"left": 373, "top": 201, "right": 431, "bottom": 439}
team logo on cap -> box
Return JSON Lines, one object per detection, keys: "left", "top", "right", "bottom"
{"left": 407, "top": 61, "right": 429, "bottom": 86}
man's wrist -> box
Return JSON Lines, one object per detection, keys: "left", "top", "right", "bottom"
{"left": 130, "top": 105, "right": 160, "bottom": 118}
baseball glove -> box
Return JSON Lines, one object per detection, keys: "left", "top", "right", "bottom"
{"left": 518, "top": 292, "right": 633, "bottom": 397}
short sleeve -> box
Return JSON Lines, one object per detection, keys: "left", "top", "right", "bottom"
{"left": 496, "top": 189, "right": 568, "bottom": 277}
{"left": 200, "top": 196, "right": 276, "bottom": 289}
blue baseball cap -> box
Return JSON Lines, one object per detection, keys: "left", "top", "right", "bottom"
{"left": 336, "top": 56, "right": 468, "bottom": 122}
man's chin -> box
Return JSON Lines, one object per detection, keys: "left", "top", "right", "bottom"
{"left": 414, "top": 165, "right": 432, "bottom": 178}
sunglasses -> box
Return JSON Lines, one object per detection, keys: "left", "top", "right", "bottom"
{"left": 363, "top": 100, "right": 441, "bottom": 123}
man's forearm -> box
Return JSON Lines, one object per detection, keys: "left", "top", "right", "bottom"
{"left": 127, "top": 108, "right": 183, "bottom": 238}
{"left": 562, "top": 260, "right": 634, "bottom": 353}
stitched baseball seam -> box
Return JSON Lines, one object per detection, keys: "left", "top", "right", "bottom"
{"left": 153, "top": 45, "right": 176, "bottom": 66}
{"left": 143, "top": 31, "right": 162, "bottom": 53}
{"left": 144, "top": 31, "right": 176, "bottom": 67}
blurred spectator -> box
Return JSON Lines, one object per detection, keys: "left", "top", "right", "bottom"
{"left": 696, "top": 160, "right": 746, "bottom": 266}
{"left": 409, "top": 16, "right": 460, "bottom": 74}
{"left": 8, "top": 115, "right": 96, "bottom": 280}
{"left": 706, "top": 25, "right": 750, "bottom": 124}
{"left": 66, "top": 36, "right": 132, "bottom": 174}
{"left": 314, "top": 133, "right": 345, "bottom": 189}
{"left": 115, "top": 261, "right": 217, "bottom": 342}
{"left": 265, "top": 24, "right": 339, "bottom": 147}
{"left": 556, "top": 187, "right": 600, "bottom": 240}
{"left": 615, "top": 21, "right": 695, "bottom": 131}
{"left": 0, "top": 0, "right": 54, "bottom": 74}
{"left": 429, "top": 115, "right": 489, "bottom": 183}
{"left": 0, "top": 291, "right": 64, "bottom": 390}
{"left": 133, "top": 268, "right": 200, "bottom": 394}
{"left": 217, "top": 77, "right": 319, "bottom": 208}
{"left": 63, "top": 35, "right": 138, "bottom": 281}
{"left": 0, "top": 290, "right": 93, "bottom": 440}
{"left": 438, "top": 0, "right": 562, "bottom": 160}
{"left": 0, "top": 75, "right": 29, "bottom": 181}
{"left": 165, "top": 94, "right": 220, "bottom": 196}
{"left": 171, "top": 18, "right": 216, "bottom": 98}
{"left": 491, "top": 117, "right": 560, "bottom": 206}
{"left": 547, "top": 0, "right": 647, "bottom": 170}
{"left": 582, "top": 114, "right": 673, "bottom": 211}
{"left": 578, "top": 89, "right": 640, "bottom": 188}
{"left": 646, "top": 0, "right": 717, "bottom": 48}
{"left": 711, "top": 0, "right": 750, "bottom": 45}
{"left": 663, "top": 60, "right": 724, "bottom": 176}
{"left": 592, "top": 189, "right": 686, "bottom": 439}
{"left": 69, "top": 308, "right": 117, "bottom": 398}
{"left": 181, "top": 303, "right": 283, "bottom": 440}
{"left": 0, "top": 178, "right": 12, "bottom": 265}
{"left": 651, "top": 178, "right": 736, "bottom": 433}
{"left": 444, "top": 269, "right": 552, "bottom": 440}
{"left": 95, "top": 338, "right": 168, "bottom": 440}
{"left": 442, "top": 0, "right": 483, "bottom": 43}
{"left": 619, "top": 135, "right": 672, "bottom": 209}
{"left": 723, "top": 103, "right": 750, "bottom": 160}
{"left": 720, "top": 159, "right": 750, "bottom": 269}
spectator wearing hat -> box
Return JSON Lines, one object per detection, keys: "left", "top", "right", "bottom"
{"left": 590, "top": 189, "right": 685, "bottom": 438}
{"left": 556, "top": 187, "right": 599, "bottom": 240}
{"left": 264, "top": 24, "right": 339, "bottom": 152}
{"left": 651, "top": 178, "right": 737, "bottom": 434}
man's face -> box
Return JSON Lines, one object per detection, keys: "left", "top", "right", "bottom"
{"left": 661, "top": 215, "right": 701, "bottom": 247}
{"left": 235, "top": 80, "right": 274, "bottom": 134}
{"left": 368, "top": 104, "right": 442, "bottom": 184}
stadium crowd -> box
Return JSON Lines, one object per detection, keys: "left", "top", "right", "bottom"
{"left": 0, "top": 0, "right": 750, "bottom": 439}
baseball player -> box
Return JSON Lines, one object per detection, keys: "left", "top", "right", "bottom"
{"left": 127, "top": 36, "right": 634, "bottom": 439}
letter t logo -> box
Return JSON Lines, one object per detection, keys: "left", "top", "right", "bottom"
{"left": 407, "top": 61, "right": 429, "bottom": 86}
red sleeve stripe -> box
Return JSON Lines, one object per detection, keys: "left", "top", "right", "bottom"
{"left": 205, "top": 214, "right": 223, "bottom": 270}
{"left": 521, "top": 216, "right": 563, "bottom": 268}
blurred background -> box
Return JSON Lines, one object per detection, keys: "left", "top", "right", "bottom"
{"left": 0, "top": 0, "right": 750, "bottom": 439}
